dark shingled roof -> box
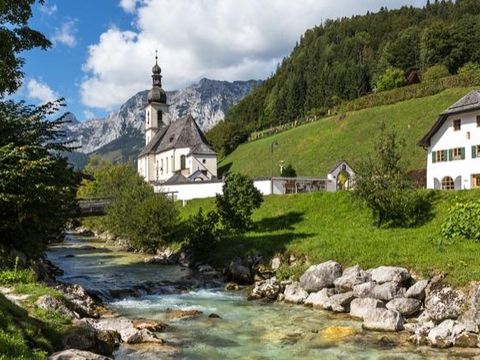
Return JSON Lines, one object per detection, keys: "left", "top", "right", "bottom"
{"left": 328, "top": 160, "right": 352, "bottom": 175}
{"left": 163, "top": 172, "right": 190, "bottom": 185}
{"left": 418, "top": 90, "right": 480, "bottom": 147}
{"left": 139, "top": 115, "right": 215, "bottom": 157}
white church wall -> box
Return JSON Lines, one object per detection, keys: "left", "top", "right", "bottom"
{"left": 189, "top": 154, "right": 217, "bottom": 178}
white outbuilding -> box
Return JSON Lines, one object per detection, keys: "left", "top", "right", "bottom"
{"left": 418, "top": 90, "right": 480, "bottom": 190}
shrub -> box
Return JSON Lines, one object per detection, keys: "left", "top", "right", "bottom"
{"left": 441, "top": 201, "right": 480, "bottom": 241}
{"left": 422, "top": 64, "right": 450, "bottom": 81}
{"left": 216, "top": 173, "right": 263, "bottom": 232}
{"left": 185, "top": 208, "right": 221, "bottom": 261}
{"left": 458, "top": 62, "right": 480, "bottom": 82}
{"left": 0, "top": 269, "right": 36, "bottom": 286}
{"left": 354, "top": 124, "right": 432, "bottom": 227}
{"left": 281, "top": 164, "right": 297, "bottom": 177}
{"left": 375, "top": 67, "right": 406, "bottom": 91}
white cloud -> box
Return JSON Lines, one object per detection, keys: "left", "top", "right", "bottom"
{"left": 83, "top": 110, "right": 95, "bottom": 119}
{"left": 27, "top": 79, "right": 59, "bottom": 104}
{"left": 81, "top": 0, "right": 426, "bottom": 110}
{"left": 119, "top": 0, "right": 140, "bottom": 13}
{"left": 39, "top": 2, "right": 58, "bottom": 16}
{"left": 52, "top": 20, "right": 78, "bottom": 47}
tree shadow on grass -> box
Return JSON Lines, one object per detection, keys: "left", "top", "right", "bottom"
{"left": 254, "top": 211, "right": 305, "bottom": 232}
{"left": 217, "top": 161, "right": 232, "bottom": 177}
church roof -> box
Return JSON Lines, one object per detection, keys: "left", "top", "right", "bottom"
{"left": 139, "top": 115, "right": 216, "bottom": 157}
{"left": 163, "top": 172, "right": 190, "bottom": 185}
{"left": 418, "top": 90, "right": 480, "bottom": 147}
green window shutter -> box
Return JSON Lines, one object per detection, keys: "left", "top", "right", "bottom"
{"left": 443, "top": 150, "right": 447, "bottom": 162}
{"left": 432, "top": 151, "right": 437, "bottom": 163}
{"left": 473, "top": 145, "right": 478, "bottom": 159}
{"left": 448, "top": 149, "right": 453, "bottom": 161}
{"left": 461, "top": 147, "right": 465, "bottom": 160}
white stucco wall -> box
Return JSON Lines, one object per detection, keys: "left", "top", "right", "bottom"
{"left": 427, "top": 110, "right": 480, "bottom": 190}
{"left": 189, "top": 154, "right": 217, "bottom": 178}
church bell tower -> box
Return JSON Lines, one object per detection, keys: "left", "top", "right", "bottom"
{"left": 145, "top": 51, "right": 169, "bottom": 145}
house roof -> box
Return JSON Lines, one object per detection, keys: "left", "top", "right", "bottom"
{"left": 418, "top": 90, "right": 480, "bottom": 147}
{"left": 328, "top": 160, "right": 353, "bottom": 175}
{"left": 139, "top": 114, "right": 216, "bottom": 157}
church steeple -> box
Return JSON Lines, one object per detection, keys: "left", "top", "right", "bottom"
{"left": 148, "top": 51, "right": 167, "bottom": 104}
{"left": 152, "top": 50, "right": 162, "bottom": 87}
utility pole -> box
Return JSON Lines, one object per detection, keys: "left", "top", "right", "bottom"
{"left": 270, "top": 140, "right": 278, "bottom": 194}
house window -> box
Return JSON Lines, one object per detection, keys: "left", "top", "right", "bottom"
{"left": 180, "top": 155, "right": 186, "bottom": 170}
{"left": 472, "top": 174, "right": 480, "bottom": 188}
{"left": 441, "top": 176, "right": 455, "bottom": 190}
{"left": 453, "top": 119, "right": 461, "bottom": 131}
{"left": 473, "top": 145, "right": 480, "bottom": 159}
{"left": 451, "top": 148, "right": 464, "bottom": 160}
{"left": 435, "top": 150, "right": 446, "bottom": 162}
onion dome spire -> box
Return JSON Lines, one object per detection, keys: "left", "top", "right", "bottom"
{"left": 152, "top": 50, "right": 162, "bottom": 87}
{"left": 148, "top": 50, "right": 167, "bottom": 104}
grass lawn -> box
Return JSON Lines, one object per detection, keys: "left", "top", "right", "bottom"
{"left": 218, "top": 87, "right": 474, "bottom": 177}
{"left": 179, "top": 189, "right": 480, "bottom": 287}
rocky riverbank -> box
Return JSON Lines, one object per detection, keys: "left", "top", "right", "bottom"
{"left": 247, "top": 259, "right": 480, "bottom": 350}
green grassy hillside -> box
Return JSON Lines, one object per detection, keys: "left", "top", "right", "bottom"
{"left": 180, "top": 190, "right": 480, "bottom": 286}
{"left": 218, "top": 88, "right": 473, "bottom": 177}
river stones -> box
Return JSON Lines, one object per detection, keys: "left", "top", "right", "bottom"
{"left": 304, "top": 288, "right": 333, "bottom": 308}
{"left": 299, "top": 261, "right": 342, "bottom": 292}
{"left": 35, "top": 295, "right": 77, "bottom": 319}
{"left": 363, "top": 308, "right": 404, "bottom": 332}
{"left": 350, "top": 298, "right": 385, "bottom": 320}
{"left": 333, "top": 265, "right": 370, "bottom": 292}
{"left": 225, "top": 282, "right": 239, "bottom": 291}
{"left": 353, "top": 281, "right": 403, "bottom": 301}
{"left": 91, "top": 317, "right": 163, "bottom": 344}
{"left": 386, "top": 298, "right": 422, "bottom": 317}
{"left": 284, "top": 282, "right": 308, "bottom": 304}
{"left": 226, "top": 258, "right": 252, "bottom": 285}
{"left": 48, "top": 349, "right": 112, "bottom": 360}
{"left": 370, "top": 266, "right": 410, "bottom": 285}
{"left": 249, "top": 277, "right": 282, "bottom": 300}
{"left": 405, "top": 279, "right": 429, "bottom": 300}
{"left": 320, "top": 326, "right": 357, "bottom": 342}
{"left": 167, "top": 309, "right": 203, "bottom": 320}
{"left": 428, "top": 319, "right": 456, "bottom": 348}
{"left": 132, "top": 319, "right": 168, "bottom": 332}
{"left": 56, "top": 283, "right": 100, "bottom": 318}
{"left": 424, "top": 286, "right": 466, "bottom": 323}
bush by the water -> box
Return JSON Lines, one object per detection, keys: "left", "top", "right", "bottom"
{"left": 354, "top": 124, "right": 432, "bottom": 227}
{"left": 78, "top": 158, "right": 178, "bottom": 252}
{"left": 185, "top": 208, "right": 221, "bottom": 261}
{"left": 216, "top": 173, "right": 263, "bottom": 232}
{"left": 441, "top": 200, "right": 480, "bottom": 241}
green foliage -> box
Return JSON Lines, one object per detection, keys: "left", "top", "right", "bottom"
{"left": 354, "top": 124, "right": 432, "bottom": 227}
{"left": 375, "top": 68, "right": 406, "bottom": 91}
{"left": 441, "top": 200, "right": 480, "bottom": 241}
{"left": 0, "top": 101, "right": 81, "bottom": 259}
{"left": 458, "top": 62, "right": 480, "bottom": 81}
{"left": 79, "top": 159, "right": 178, "bottom": 251}
{"left": 208, "top": 2, "right": 480, "bottom": 156}
{"left": 422, "top": 64, "right": 451, "bottom": 81}
{"left": 0, "top": 0, "right": 51, "bottom": 95}
{"left": 216, "top": 173, "right": 263, "bottom": 232}
{"left": 185, "top": 208, "right": 221, "bottom": 261}
{"left": 281, "top": 164, "right": 297, "bottom": 177}
{"left": 0, "top": 269, "right": 36, "bottom": 286}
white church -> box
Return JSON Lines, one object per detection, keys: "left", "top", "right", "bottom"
{"left": 137, "top": 57, "right": 218, "bottom": 184}
{"left": 419, "top": 90, "right": 480, "bottom": 190}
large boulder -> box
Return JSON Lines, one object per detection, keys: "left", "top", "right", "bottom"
{"left": 299, "top": 261, "right": 342, "bottom": 292}
{"left": 353, "top": 281, "right": 403, "bottom": 301}
{"left": 249, "top": 277, "right": 282, "bottom": 301}
{"left": 304, "top": 288, "right": 332, "bottom": 308}
{"left": 35, "top": 295, "right": 77, "bottom": 319}
{"left": 370, "top": 266, "right": 410, "bottom": 285}
{"left": 91, "top": 317, "right": 163, "bottom": 344}
{"left": 454, "top": 331, "right": 479, "bottom": 348}
{"left": 333, "top": 265, "right": 370, "bottom": 292}
{"left": 428, "top": 319, "right": 456, "bottom": 348}
{"left": 424, "top": 286, "right": 466, "bottom": 323}
{"left": 350, "top": 298, "right": 385, "bottom": 320}
{"left": 56, "top": 284, "right": 99, "bottom": 318}
{"left": 363, "top": 308, "right": 404, "bottom": 332}
{"left": 48, "top": 349, "right": 112, "bottom": 360}
{"left": 324, "top": 291, "right": 355, "bottom": 313}
{"left": 283, "top": 282, "right": 308, "bottom": 304}
{"left": 226, "top": 258, "right": 252, "bottom": 285}
{"left": 405, "top": 279, "right": 429, "bottom": 300}
{"left": 131, "top": 319, "right": 168, "bottom": 332}
{"left": 386, "top": 298, "right": 422, "bottom": 317}
{"left": 458, "top": 282, "right": 480, "bottom": 328}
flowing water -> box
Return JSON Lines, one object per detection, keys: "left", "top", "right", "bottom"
{"left": 47, "top": 234, "right": 477, "bottom": 359}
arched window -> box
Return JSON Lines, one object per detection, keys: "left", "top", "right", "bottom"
{"left": 166, "top": 157, "right": 168, "bottom": 173}
{"left": 180, "top": 155, "right": 186, "bottom": 170}
{"left": 441, "top": 176, "right": 454, "bottom": 190}
{"left": 157, "top": 111, "right": 162, "bottom": 123}
{"left": 160, "top": 159, "right": 163, "bottom": 174}
{"left": 171, "top": 155, "right": 175, "bottom": 172}
{"left": 147, "top": 110, "right": 150, "bottom": 126}
{"left": 155, "top": 160, "right": 159, "bottom": 180}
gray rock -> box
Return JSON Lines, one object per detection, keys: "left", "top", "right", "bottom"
{"left": 299, "top": 261, "right": 342, "bottom": 292}
{"left": 371, "top": 282, "right": 403, "bottom": 302}
{"left": 424, "top": 286, "right": 466, "bottom": 323}
{"left": 284, "top": 282, "right": 308, "bottom": 304}
{"left": 226, "top": 258, "right": 252, "bottom": 285}
{"left": 304, "top": 288, "right": 332, "bottom": 308}
{"left": 353, "top": 282, "right": 375, "bottom": 298}
{"left": 333, "top": 265, "right": 370, "bottom": 292}
{"left": 370, "top": 266, "right": 410, "bottom": 284}
{"left": 324, "top": 291, "right": 355, "bottom": 313}
{"left": 386, "top": 298, "right": 422, "bottom": 317}
{"left": 458, "top": 282, "right": 480, "bottom": 328}
{"left": 454, "top": 331, "right": 479, "bottom": 348}
{"left": 35, "top": 295, "right": 77, "bottom": 319}
{"left": 48, "top": 349, "right": 112, "bottom": 360}
{"left": 91, "top": 317, "right": 163, "bottom": 344}
{"left": 363, "top": 308, "right": 404, "bottom": 332}
{"left": 428, "top": 319, "right": 456, "bottom": 348}
{"left": 63, "top": 321, "right": 118, "bottom": 356}
{"left": 271, "top": 257, "right": 281, "bottom": 271}
{"left": 249, "top": 277, "right": 282, "bottom": 300}
{"left": 56, "top": 284, "right": 99, "bottom": 318}
{"left": 405, "top": 279, "right": 429, "bottom": 300}
{"left": 350, "top": 298, "right": 385, "bottom": 320}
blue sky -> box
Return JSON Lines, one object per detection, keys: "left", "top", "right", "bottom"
{"left": 15, "top": 0, "right": 426, "bottom": 121}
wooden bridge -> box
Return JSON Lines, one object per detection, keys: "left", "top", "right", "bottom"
{"left": 76, "top": 198, "right": 112, "bottom": 217}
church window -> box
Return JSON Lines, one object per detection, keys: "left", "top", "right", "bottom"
{"left": 160, "top": 159, "right": 163, "bottom": 174}
{"left": 158, "top": 111, "right": 162, "bottom": 123}
{"left": 180, "top": 155, "right": 186, "bottom": 170}
{"left": 147, "top": 111, "right": 150, "bottom": 126}
{"left": 166, "top": 158, "right": 168, "bottom": 173}
{"left": 156, "top": 160, "right": 159, "bottom": 180}
{"left": 202, "top": 159, "right": 206, "bottom": 164}
{"left": 171, "top": 155, "right": 175, "bottom": 172}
